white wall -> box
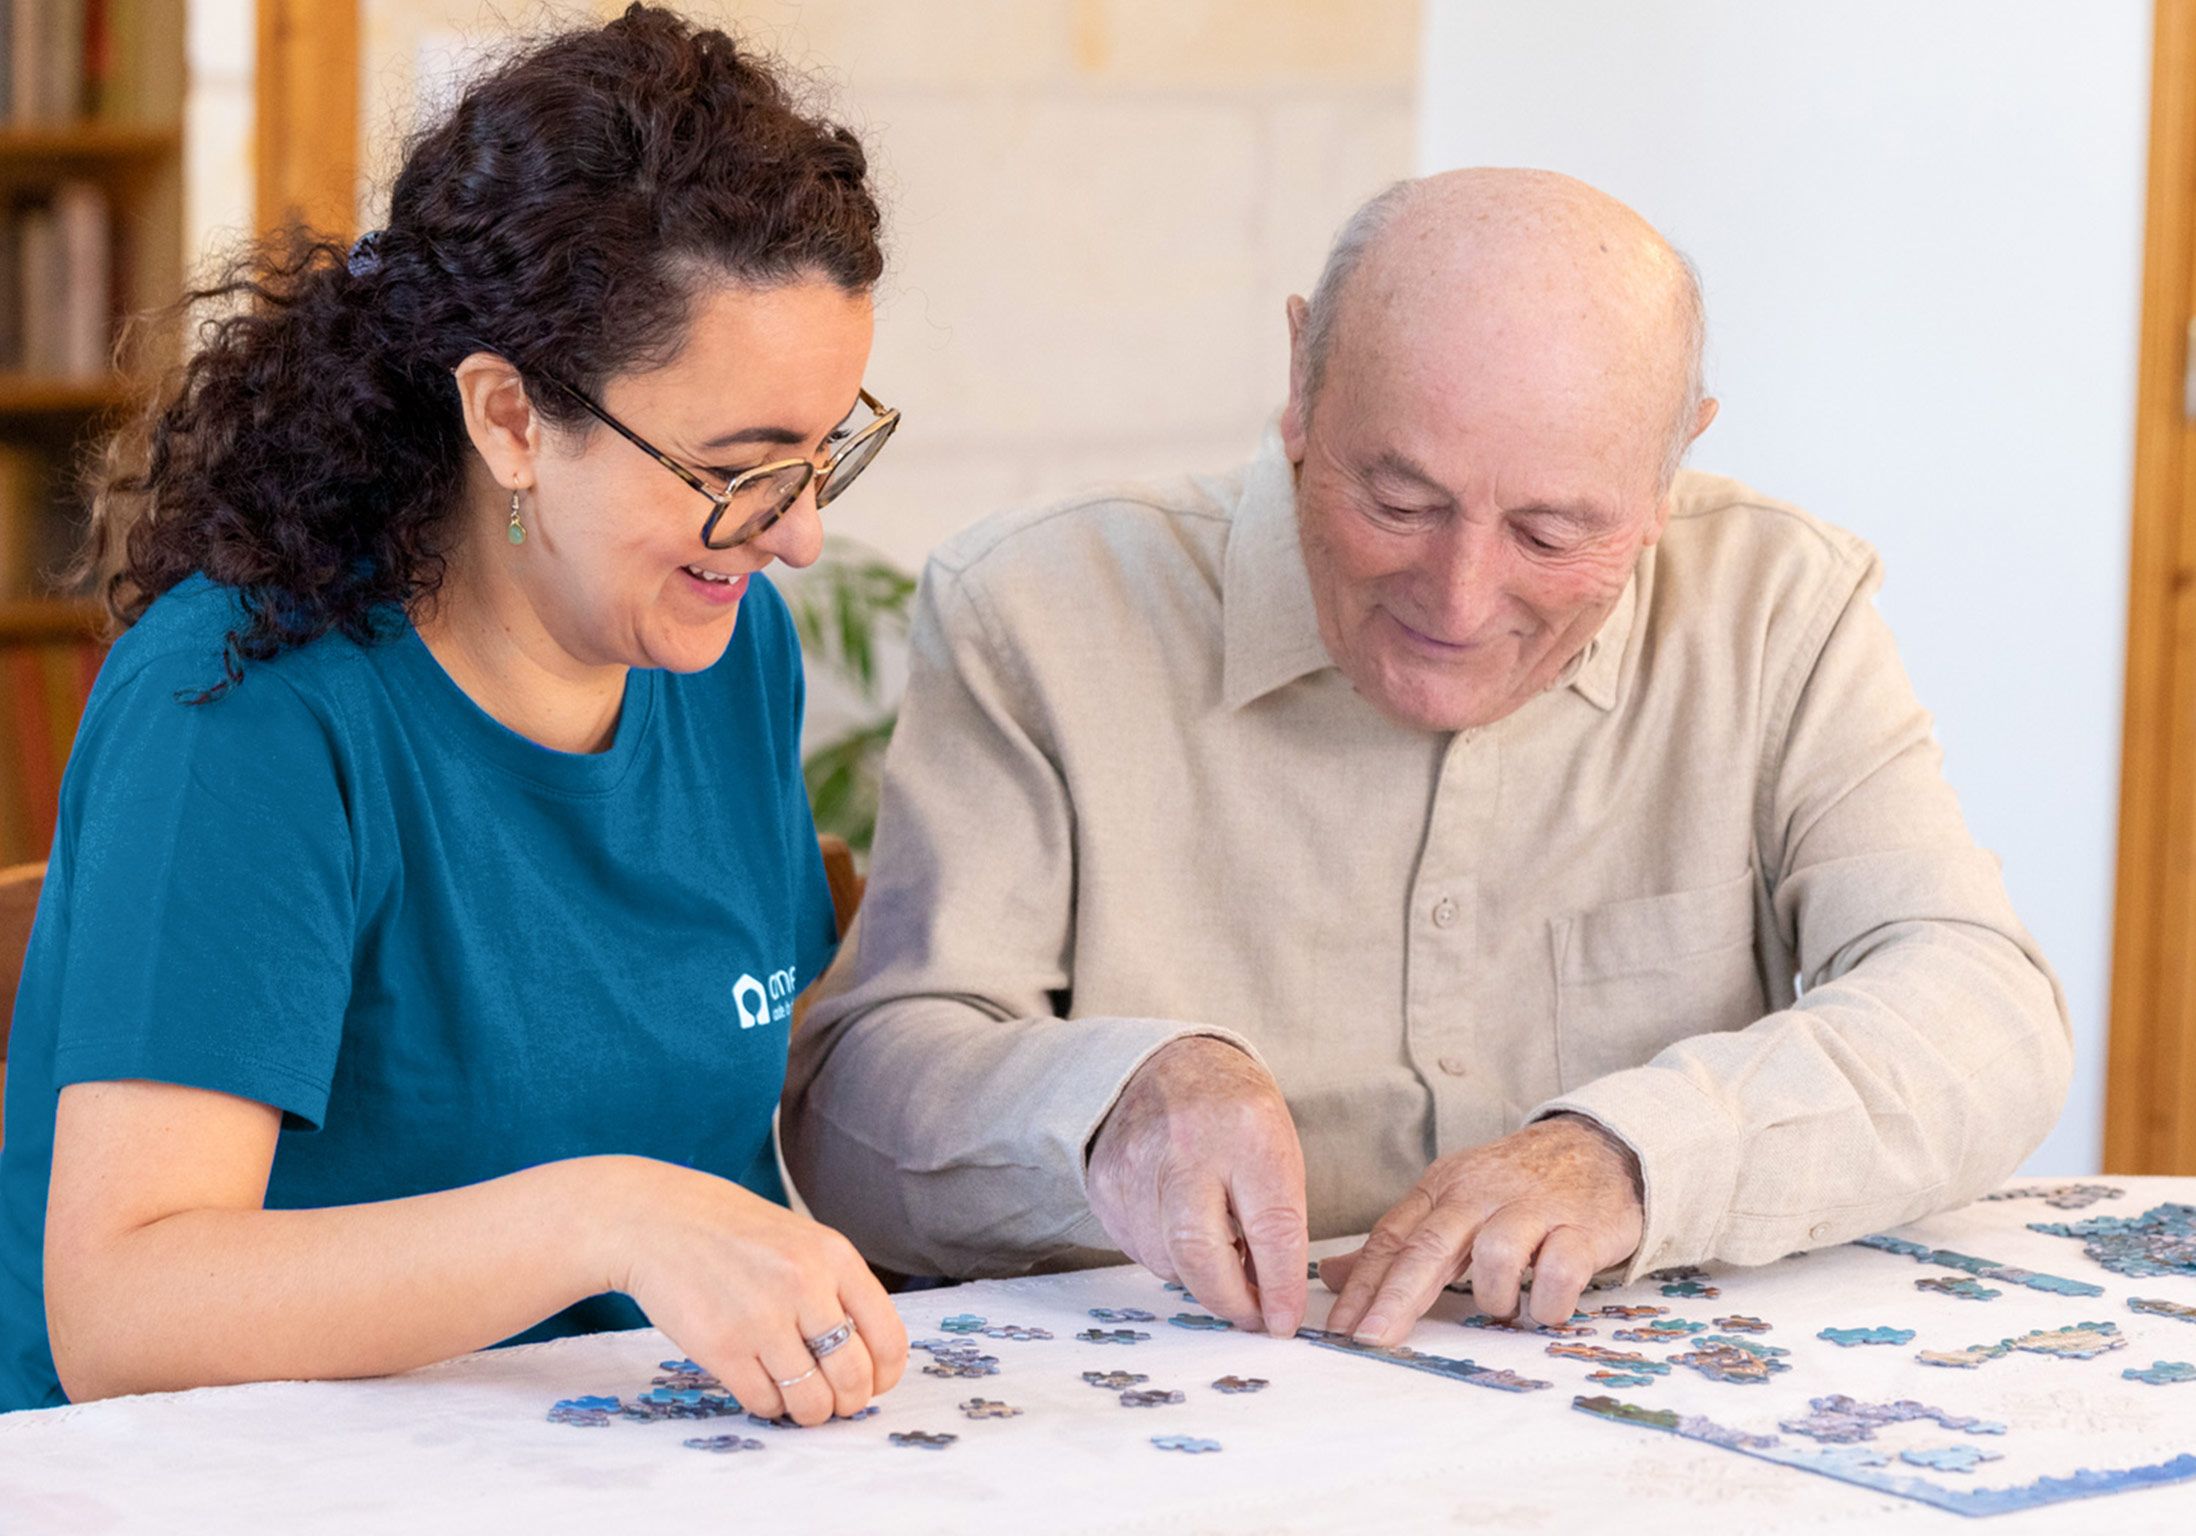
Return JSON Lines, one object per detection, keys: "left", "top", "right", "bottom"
{"left": 1419, "top": 1, "right": 2152, "bottom": 1175}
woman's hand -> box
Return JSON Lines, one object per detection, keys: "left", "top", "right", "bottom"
{"left": 595, "top": 1158, "right": 908, "bottom": 1426}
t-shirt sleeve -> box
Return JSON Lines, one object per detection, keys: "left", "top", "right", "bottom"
{"left": 750, "top": 576, "right": 838, "bottom": 992}
{"left": 45, "top": 652, "right": 357, "bottom": 1130}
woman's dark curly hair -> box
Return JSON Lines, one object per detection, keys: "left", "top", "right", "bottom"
{"left": 80, "top": 3, "right": 882, "bottom": 693}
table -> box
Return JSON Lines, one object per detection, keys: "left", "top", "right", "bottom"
{"left": 4, "top": 1177, "right": 2193, "bottom": 1534}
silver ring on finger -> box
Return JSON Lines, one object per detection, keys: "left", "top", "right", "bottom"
{"left": 774, "top": 1366, "right": 818, "bottom": 1391}
{"left": 804, "top": 1318, "right": 857, "bottom": 1359}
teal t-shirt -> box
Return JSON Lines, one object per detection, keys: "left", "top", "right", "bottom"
{"left": 0, "top": 573, "right": 837, "bottom": 1412}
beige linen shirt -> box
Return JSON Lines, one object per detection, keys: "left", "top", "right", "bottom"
{"left": 785, "top": 429, "right": 2071, "bottom": 1283}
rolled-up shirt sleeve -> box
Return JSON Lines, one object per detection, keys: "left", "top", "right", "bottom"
{"left": 1531, "top": 551, "right": 2072, "bottom": 1280}
{"left": 784, "top": 558, "right": 1255, "bottom": 1278}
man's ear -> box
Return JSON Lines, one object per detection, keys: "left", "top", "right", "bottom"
{"left": 1280, "top": 294, "right": 1312, "bottom": 464}
{"left": 1644, "top": 395, "right": 1719, "bottom": 548}
{"left": 452, "top": 352, "right": 543, "bottom": 490}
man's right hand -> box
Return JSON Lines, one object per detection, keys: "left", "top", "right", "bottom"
{"left": 1084, "top": 1036, "right": 1309, "bottom": 1336}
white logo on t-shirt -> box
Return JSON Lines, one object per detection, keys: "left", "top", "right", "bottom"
{"left": 733, "top": 967, "right": 800, "bottom": 1029}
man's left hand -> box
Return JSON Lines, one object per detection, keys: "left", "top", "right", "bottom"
{"left": 1319, "top": 1115, "right": 1644, "bottom": 1345}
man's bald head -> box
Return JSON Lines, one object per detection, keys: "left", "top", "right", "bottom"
{"left": 1297, "top": 169, "right": 1706, "bottom": 489}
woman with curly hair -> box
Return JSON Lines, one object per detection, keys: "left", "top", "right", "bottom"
{"left": 0, "top": 4, "right": 907, "bottom": 1417}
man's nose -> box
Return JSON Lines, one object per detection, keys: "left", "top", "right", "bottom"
{"left": 1421, "top": 521, "right": 1503, "bottom": 634}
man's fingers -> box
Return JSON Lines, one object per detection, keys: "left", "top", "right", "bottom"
{"left": 1229, "top": 1148, "right": 1309, "bottom": 1337}
{"left": 1464, "top": 1208, "right": 1546, "bottom": 1321}
{"left": 1163, "top": 1179, "right": 1264, "bottom": 1328}
{"left": 1316, "top": 1250, "right": 1359, "bottom": 1294}
{"left": 1525, "top": 1223, "right": 1599, "bottom": 1327}
{"left": 1323, "top": 1187, "right": 1436, "bottom": 1337}
{"left": 1346, "top": 1204, "right": 1476, "bottom": 1346}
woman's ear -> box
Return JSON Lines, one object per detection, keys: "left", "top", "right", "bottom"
{"left": 451, "top": 352, "right": 542, "bottom": 488}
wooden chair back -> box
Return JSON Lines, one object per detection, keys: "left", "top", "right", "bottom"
{"left": 0, "top": 859, "right": 45, "bottom": 1142}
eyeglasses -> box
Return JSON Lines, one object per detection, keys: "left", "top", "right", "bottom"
{"left": 555, "top": 382, "right": 900, "bottom": 550}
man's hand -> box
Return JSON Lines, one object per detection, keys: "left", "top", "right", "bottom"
{"left": 1086, "top": 1037, "right": 1309, "bottom": 1336}
{"left": 1320, "top": 1115, "right": 1644, "bottom": 1345}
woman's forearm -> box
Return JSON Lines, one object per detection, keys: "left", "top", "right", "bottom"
{"left": 48, "top": 1154, "right": 643, "bottom": 1402}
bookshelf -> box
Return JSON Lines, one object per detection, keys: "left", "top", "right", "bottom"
{"left": 0, "top": 0, "right": 184, "bottom": 608}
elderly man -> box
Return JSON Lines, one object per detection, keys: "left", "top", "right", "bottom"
{"left": 786, "top": 168, "right": 2069, "bottom": 1345}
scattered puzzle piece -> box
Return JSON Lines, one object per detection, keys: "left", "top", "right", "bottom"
{"left": 2124, "top": 1361, "right": 2196, "bottom": 1386}
{"left": 1778, "top": 1395, "right": 2005, "bottom": 1445}
{"left": 959, "top": 1398, "right": 1023, "bottom": 1419}
{"left": 1713, "top": 1316, "right": 1770, "bottom": 1334}
{"left": 1852, "top": 1233, "right": 2105, "bottom": 1297}
{"left": 1082, "top": 1370, "right": 1149, "bottom": 1390}
{"left": 1168, "top": 1313, "right": 1233, "bottom": 1332}
{"left": 682, "top": 1435, "right": 765, "bottom": 1453}
{"left": 2131, "top": 1296, "right": 2196, "bottom": 1325}
{"left": 1670, "top": 1336, "right": 1791, "bottom": 1385}
{"left": 1152, "top": 1435, "right": 1222, "bottom": 1454}
{"left": 1078, "top": 1328, "right": 1152, "bottom": 1345}
{"left": 2029, "top": 1203, "right": 2196, "bottom": 1281}
{"left": 1982, "top": 1183, "right": 2124, "bottom": 1211}
{"left": 1120, "top": 1388, "right": 1186, "bottom": 1408}
{"left": 1919, "top": 1322, "right": 2125, "bottom": 1369}
{"left": 938, "top": 1314, "right": 987, "bottom": 1333}
{"left": 2010, "top": 1322, "right": 2126, "bottom": 1360}
{"left": 1212, "top": 1376, "right": 1267, "bottom": 1394}
{"left": 1900, "top": 1445, "right": 2004, "bottom": 1474}
{"left": 1591, "top": 1305, "right": 1668, "bottom": 1320}
{"left": 889, "top": 1431, "right": 958, "bottom": 1450}
{"left": 1918, "top": 1342, "right": 2009, "bottom": 1370}
{"left": 1460, "top": 1312, "right": 1596, "bottom": 1337}
{"left": 982, "top": 1324, "right": 1053, "bottom": 1342}
{"left": 1661, "top": 1279, "right": 1721, "bottom": 1300}
{"left": 548, "top": 1395, "right": 622, "bottom": 1428}
{"left": 1296, "top": 1327, "right": 1553, "bottom": 1391}
{"left": 1586, "top": 1371, "right": 1658, "bottom": 1388}
{"left": 1916, "top": 1275, "right": 2002, "bottom": 1302}
{"left": 1612, "top": 1319, "right": 1708, "bottom": 1343}
{"left": 1088, "top": 1308, "right": 1156, "bottom": 1323}
{"left": 1546, "top": 1344, "right": 1671, "bottom": 1374}
{"left": 1818, "top": 1326, "right": 1915, "bottom": 1348}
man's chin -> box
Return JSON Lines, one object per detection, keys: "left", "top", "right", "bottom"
{"left": 1357, "top": 662, "right": 1515, "bottom": 734}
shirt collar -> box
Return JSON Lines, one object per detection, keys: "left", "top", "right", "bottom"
{"left": 1221, "top": 426, "right": 1333, "bottom": 710}
{"left": 1221, "top": 424, "right": 1641, "bottom": 715}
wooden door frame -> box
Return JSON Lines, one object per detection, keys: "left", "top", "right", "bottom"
{"left": 254, "top": 0, "right": 361, "bottom": 240}
{"left": 2107, "top": 0, "right": 2196, "bottom": 1173}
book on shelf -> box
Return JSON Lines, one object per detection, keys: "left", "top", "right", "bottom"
{"left": 2, "top": 182, "right": 113, "bottom": 380}
{"left": 3, "top": 0, "right": 162, "bottom": 126}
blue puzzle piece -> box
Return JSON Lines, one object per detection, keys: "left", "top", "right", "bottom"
{"left": 1169, "top": 1313, "right": 1234, "bottom": 1332}
{"left": 1089, "top": 1308, "right": 1156, "bottom": 1323}
{"left": 1661, "top": 1279, "right": 1719, "bottom": 1299}
{"left": 1916, "top": 1275, "right": 2002, "bottom": 1301}
{"left": 939, "top": 1314, "right": 987, "bottom": 1333}
{"left": 2028, "top": 1203, "right": 2196, "bottom": 1281}
{"left": 1902, "top": 1445, "right": 2004, "bottom": 1474}
{"left": 1851, "top": 1233, "right": 2106, "bottom": 1297}
{"left": 2124, "top": 1361, "right": 2196, "bottom": 1386}
{"left": 1152, "top": 1434, "right": 1222, "bottom": 1454}
{"left": 1819, "top": 1326, "right": 1915, "bottom": 1347}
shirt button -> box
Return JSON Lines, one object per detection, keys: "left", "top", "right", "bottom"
{"left": 1809, "top": 1222, "right": 1831, "bottom": 1240}
{"left": 1437, "top": 1055, "right": 1469, "bottom": 1077}
{"left": 1431, "top": 897, "right": 1458, "bottom": 928}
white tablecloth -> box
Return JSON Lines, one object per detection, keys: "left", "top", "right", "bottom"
{"left": 3, "top": 1176, "right": 2193, "bottom": 1534}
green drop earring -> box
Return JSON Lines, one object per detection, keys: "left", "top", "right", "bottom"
{"left": 507, "top": 484, "right": 526, "bottom": 546}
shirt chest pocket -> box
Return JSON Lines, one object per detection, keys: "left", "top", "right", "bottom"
{"left": 1550, "top": 869, "right": 1766, "bottom": 1093}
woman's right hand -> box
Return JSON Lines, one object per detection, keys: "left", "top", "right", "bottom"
{"left": 591, "top": 1156, "right": 909, "bottom": 1426}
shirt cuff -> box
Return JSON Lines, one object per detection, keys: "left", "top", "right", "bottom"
{"left": 1527, "top": 1062, "right": 1743, "bottom": 1283}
